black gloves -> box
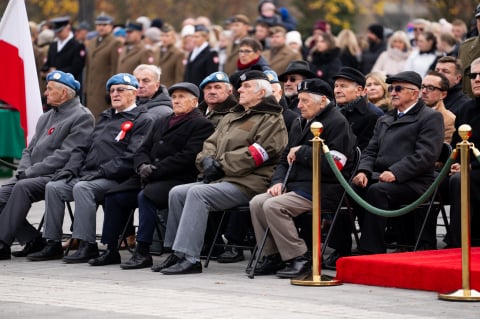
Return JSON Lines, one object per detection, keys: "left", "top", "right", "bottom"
{"left": 79, "top": 170, "right": 103, "bottom": 181}
{"left": 202, "top": 157, "right": 224, "bottom": 184}
{"left": 15, "top": 171, "right": 27, "bottom": 180}
{"left": 138, "top": 163, "right": 157, "bottom": 180}
{"left": 51, "top": 170, "right": 75, "bottom": 183}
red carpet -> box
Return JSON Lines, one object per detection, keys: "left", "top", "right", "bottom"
{"left": 336, "top": 248, "right": 480, "bottom": 293}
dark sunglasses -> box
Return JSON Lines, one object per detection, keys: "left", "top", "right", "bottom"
{"left": 387, "top": 85, "right": 417, "bottom": 93}
{"left": 468, "top": 72, "right": 480, "bottom": 80}
{"left": 285, "top": 76, "right": 298, "bottom": 83}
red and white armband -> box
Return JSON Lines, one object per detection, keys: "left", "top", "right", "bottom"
{"left": 330, "top": 150, "right": 347, "bottom": 171}
{"left": 248, "top": 143, "right": 269, "bottom": 167}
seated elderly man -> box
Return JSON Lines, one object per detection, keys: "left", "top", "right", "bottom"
{"left": 250, "top": 78, "right": 356, "bottom": 277}
{"left": 0, "top": 71, "right": 94, "bottom": 259}
{"left": 27, "top": 73, "right": 153, "bottom": 262}
{"left": 87, "top": 82, "right": 214, "bottom": 268}
{"left": 351, "top": 71, "right": 444, "bottom": 255}
{"left": 151, "top": 70, "right": 288, "bottom": 275}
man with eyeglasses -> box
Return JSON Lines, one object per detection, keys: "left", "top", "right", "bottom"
{"left": 420, "top": 70, "right": 456, "bottom": 144}
{"left": 448, "top": 57, "right": 480, "bottom": 248}
{"left": 434, "top": 56, "right": 471, "bottom": 116}
{"left": 27, "top": 73, "right": 153, "bottom": 262}
{"left": 278, "top": 60, "right": 316, "bottom": 115}
{"left": 458, "top": 4, "right": 480, "bottom": 98}
{"left": 351, "top": 71, "right": 444, "bottom": 255}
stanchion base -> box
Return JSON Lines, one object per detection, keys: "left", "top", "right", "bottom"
{"left": 438, "top": 289, "right": 480, "bottom": 301}
{"left": 291, "top": 273, "right": 342, "bottom": 286}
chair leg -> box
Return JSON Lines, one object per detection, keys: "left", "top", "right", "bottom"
{"left": 247, "top": 226, "right": 270, "bottom": 279}
{"left": 118, "top": 209, "right": 136, "bottom": 254}
{"left": 204, "top": 211, "right": 226, "bottom": 268}
{"left": 440, "top": 205, "right": 453, "bottom": 246}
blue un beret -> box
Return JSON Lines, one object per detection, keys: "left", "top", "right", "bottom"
{"left": 264, "top": 70, "right": 280, "bottom": 84}
{"left": 106, "top": 73, "right": 139, "bottom": 92}
{"left": 199, "top": 72, "right": 230, "bottom": 90}
{"left": 46, "top": 71, "right": 80, "bottom": 92}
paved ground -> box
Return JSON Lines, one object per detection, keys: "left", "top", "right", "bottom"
{"left": 0, "top": 178, "right": 479, "bottom": 318}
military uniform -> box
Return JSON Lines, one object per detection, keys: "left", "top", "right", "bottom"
{"left": 156, "top": 44, "right": 185, "bottom": 88}
{"left": 458, "top": 36, "right": 480, "bottom": 97}
{"left": 116, "top": 42, "right": 155, "bottom": 74}
{"left": 262, "top": 45, "right": 302, "bottom": 77}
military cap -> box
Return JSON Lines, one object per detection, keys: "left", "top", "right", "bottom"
{"left": 278, "top": 60, "right": 316, "bottom": 82}
{"left": 199, "top": 72, "right": 230, "bottom": 90}
{"left": 95, "top": 14, "right": 113, "bottom": 25}
{"left": 77, "top": 21, "right": 91, "bottom": 31}
{"left": 106, "top": 73, "right": 139, "bottom": 92}
{"left": 168, "top": 82, "right": 200, "bottom": 98}
{"left": 386, "top": 71, "right": 422, "bottom": 89}
{"left": 264, "top": 70, "right": 280, "bottom": 84}
{"left": 125, "top": 21, "right": 143, "bottom": 32}
{"left": 50, "top": 16, "right": 70, "bottom": 33}
{"left": 334, "top": 67, "right": 366, "bottom": 87}
{"left": 239, "top": 70, "right": 269, "bottom": 83}
{"left": 46, "top": 70, "right": 80, "bottom": 92}
{"left": 297, "top": 78, "right": 333, "bottom": 99}
{"left": 231, "top": 14, "right": 250, "bottom": 25}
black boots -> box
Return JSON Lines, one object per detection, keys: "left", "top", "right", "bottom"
{"left": 120, "top": 242, "right": 152, "bottom": 270}
{"left": 27, "top": 241, "right": 63, "bottom": 261}
{"left": 62, "top": 239, "right": 99, "bottom": 263}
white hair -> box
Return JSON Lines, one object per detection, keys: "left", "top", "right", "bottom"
{"left": 254, "top": 79, "right": 273, "bottom": 97}
{"left": 133, "top": 64, "right": 162, "bottom": 81}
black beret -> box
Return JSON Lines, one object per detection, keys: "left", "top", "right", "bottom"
{"left": 297, "top": 78, "right": 333, "bottom": 99}
{"left": 334, "top": 67, "right": 366, "bottom": 87}
{"left": 239, "top": 70, "right": 269, "bottom": 83}
{"left": 386, "top": 71, "right": 422, "bottom": 89}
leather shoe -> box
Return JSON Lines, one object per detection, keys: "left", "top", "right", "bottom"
{"left": 276, "top": 255, "right": 311, "bottom": 278}
{"left": 63, "top": 240, "right": 99, "bottom": 263}
{"left": 0, "top": 241, "right": 11, "bottom": 260}
{"left": 254, "top": 253, "right": 284, "bottom": 276}
{"left": 161, "top": 258, "right": 202, "bottom": 275}
{"left": 217, "top": 247, "right": 245, "bottom": 263}
{"left": 12, "top": 236, "right": 46, "bottom": 257}
{"left": 120, "top": 250, "right": 153, "bottom": 270}
{"left": 151, "top": 254, "right": 180, "bottom": 272}
{"left": 323, "top": 250, "right": 349, "bottom": 270}
{"left": 62, "top": 238, "right": 79, "bottom": 251}
{"left": 27, "top": 241, "right": 63, "bottom": 261}
{"left": 88, "top": 249, "right": 121, "bottom": 266}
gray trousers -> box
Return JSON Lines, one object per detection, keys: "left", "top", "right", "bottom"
{"left": 250, "top": 192, "right": 311, "bottom": 261}
{"left": 0, "top": 176, "right": 50, "bottom": 245}
{"left": 43, "top": 178, "right": 118, "bottom": 243}
{"left": 165, "top": 182, "right": 249, "bottom": 258}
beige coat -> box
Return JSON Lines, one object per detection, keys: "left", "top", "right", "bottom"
{"left": 156, "top": 45, "right": 185, "bottom": 88}
{"left": 262, "top": 45, "right": 302, "bottom": 75}
{"left": 84, "top": 33, "right": 122, "bottom": 118}
{"left": 116, "top": 42, "right": 155, "bottom": 74}
{"left": 433, "top": 100, "right": 456, "bottom": 144}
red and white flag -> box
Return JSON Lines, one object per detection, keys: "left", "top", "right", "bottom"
{"left": 0, "top": 0, "right": 42, "bottom": 143}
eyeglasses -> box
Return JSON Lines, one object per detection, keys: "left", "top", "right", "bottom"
{"left": 420, "top": 84, "right": 443, "bottom": 92}
{"left": 110, "top": 87, "right": 135, "bottom": 94}
{"left": 284, "top": 76, "right": 299, "bottom": 83}
{"left": 238, "top": 49, "right": 254, "bottom": 54}
{"left": 387, "top": 85, "right": 417, "bottom": 93}
{"left": 468, "top": 72, "right": 480, "bottom": 80}
{"left": 413, "top": 27, "right": 424, "bottom": 32}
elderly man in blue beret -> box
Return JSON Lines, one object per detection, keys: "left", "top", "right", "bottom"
{"left": 0, "top": 71, "right": 95, "bottom": 260}
{"left": 250, "top": 78, "right": 356, "bottom": 277}
{"left": 28, "top": 73, "right": 154, "bottom": 262}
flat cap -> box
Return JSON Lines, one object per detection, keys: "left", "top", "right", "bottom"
{"left": 199, "top": 72, "right": 230, "bottom": 90}
{"left": 264, "top": 70, "right": 280, "bottom": 84}
{"left": 95, "top": 14, "right": 113, "bottom": 25}
{"left": 194, "top": 24, "right": 209, "bottom": 33}
{"left": 125, "top": 21, "right": 143, "bottom": 32}
{"left": 239, "top": 70, "right": 269, "bottom": 83}
{"left": 46, "top": 70, "right": 80, "bottom": 92}
{"left": 50, "top": 16, "right": 70, "bottom": 33}
{"left": 297, "top": 78, "right": 333, "bottom": 99}
{"left": 278, "top": 60, "right": 316, "bottom": 81}
{"left": 334, "top": 67, "right": 366, "bottom": 87}
{"left": 386, "top": 71, "right": 422, "bottom": 89}
{"left": 106, "top": 73, "right": 139, "bottom": 92}
{"left": 168, "top": 82, "right": 200, "bottom": 98}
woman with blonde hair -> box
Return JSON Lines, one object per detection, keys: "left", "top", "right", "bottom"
{"left": 372, "top": 30, "right": 411, "bottom": 76}
{"left": 337, "top": 29, "right": 362, "bottom": 69}
{"left": 365, "top": 71, "right": 391, "bottom": 112}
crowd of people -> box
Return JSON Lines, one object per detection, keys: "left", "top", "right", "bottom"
{"left": 1, "top": 0, "right": 480, "bottom": 277}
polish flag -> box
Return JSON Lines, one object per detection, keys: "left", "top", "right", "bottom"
{"left": 0, "top": 0, "right": 42, "bottom": 143}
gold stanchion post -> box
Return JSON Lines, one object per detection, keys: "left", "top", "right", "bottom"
{"left": 291, "top": 122, "right": 341, "bottom": 286}
{"left": 439, "top": 124, "right": 480, "bottom": 301}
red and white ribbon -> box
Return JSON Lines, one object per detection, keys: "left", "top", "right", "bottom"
{"left": 115, "top": 121, "right": 133, "bottom": 142}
